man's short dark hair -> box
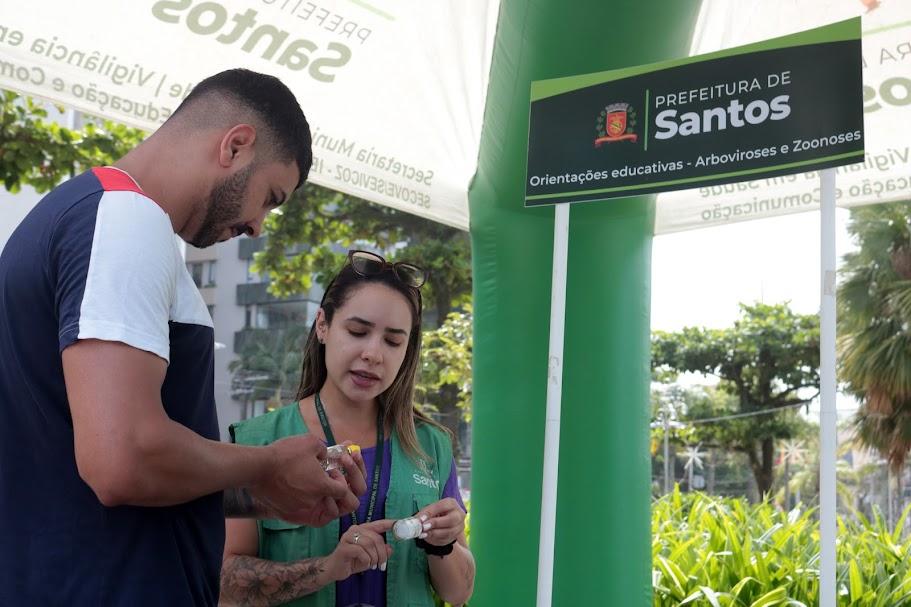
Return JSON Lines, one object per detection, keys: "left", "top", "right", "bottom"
{"left": 173, "top": 69, "right": 312, "bottom": 189}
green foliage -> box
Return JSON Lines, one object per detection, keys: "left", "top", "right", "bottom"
{"left": 653, "top": 489, "right": 911, "bottom": 607}
{"left": 650, "top": 385, "right": 780, "bottom": 498}
{"left": 417, "top": 307, "right": 473, "bottom": 422}
{"left": 652, "top": 384, "right": 742, "bottom": 447}
{"left": 229, "top": 326, "right": 307, "bottom": 409}
{"left": 838, "top": 201, "right": 911, "bottom": 471}
{"left": 0, "top": 90, "right": 144, "bottom": 193}
{"left": 254, "top": 183, "right": 471, "bottom": 324}
{"left": 652, "top": 303, "right": 820, "bottom": 497}
{"left": 652, "top": 303, "right": 820, "bottom": 401}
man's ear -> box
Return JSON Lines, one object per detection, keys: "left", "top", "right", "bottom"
{"left": 218, "top": 124, "right": 257, "bottom": 168}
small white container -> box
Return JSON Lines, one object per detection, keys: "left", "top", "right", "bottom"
{"left": 392, "top": 517, "right": 423, "bottom": 541}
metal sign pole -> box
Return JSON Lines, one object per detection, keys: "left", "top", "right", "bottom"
{"left": 819, "top": 167, "right": 837, "bottom": 607}
{"left": 536, "top": 203, "right": 570, "bottom": 607}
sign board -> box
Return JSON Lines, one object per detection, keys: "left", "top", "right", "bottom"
{"left": 525, "top": 18, "right": 864, "bottom": 206}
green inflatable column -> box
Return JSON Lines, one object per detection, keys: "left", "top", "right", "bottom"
{"left": 468, "top": 2, "right": 701, "bottom": 605}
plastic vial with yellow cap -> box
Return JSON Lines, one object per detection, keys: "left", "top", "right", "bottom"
{"left": 322, "top": 444, "right": 360, "bottom": 472}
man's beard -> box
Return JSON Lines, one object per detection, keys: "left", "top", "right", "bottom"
{"left": 189, "top": 165, "right": 252, "bottom": 248}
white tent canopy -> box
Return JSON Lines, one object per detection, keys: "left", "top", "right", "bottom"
{"left": 0, "top": 2, "right": 907, "bottom": 231}
{"left": 0, "top": 0, "right": 498, "bottom": 229}
{"left": 0, "top": 0, "right": 911, "bottom": 234}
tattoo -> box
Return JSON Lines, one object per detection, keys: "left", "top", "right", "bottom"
{"left": 220, "top": 555, "right": 327, "bottom": 607}
{"left": 223, "top": 488, "right": 269, "bottom": 518}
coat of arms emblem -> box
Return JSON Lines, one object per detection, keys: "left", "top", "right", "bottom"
{"left": 595, "top": 103, "right": 639, "bottom": 147}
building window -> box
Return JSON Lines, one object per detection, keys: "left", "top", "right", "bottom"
{"left": 205, "top": 261, "right": 217, "bottom": 287}
{"left": 256, "top": 307, "right": 270, "bottom": 329}
{"left": 244, "top": 306, "right": 252, "bottom": 328}
{"left": 188, "top": 262, "right": 204, "bottom": 287}
{"left": 252, "top": 301, "right": 312, "bottom": 330}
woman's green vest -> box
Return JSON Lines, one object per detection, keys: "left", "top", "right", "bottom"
{"left": 230, "top": 403, "right": 454, "bottom": 607}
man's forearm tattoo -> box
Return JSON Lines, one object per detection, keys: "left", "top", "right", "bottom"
{"left": 223, "top": 487, "right": 269, "bottom": 518}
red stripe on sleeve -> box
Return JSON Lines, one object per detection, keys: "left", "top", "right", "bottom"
{"left": 91, "top": 167, "right": 144, "bottom": 194}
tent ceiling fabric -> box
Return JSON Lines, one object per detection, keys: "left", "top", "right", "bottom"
{"left": 0, "top": 0, "right": 499, "bottom": 230}
{"left": 654, "top": 0, "right": 911, "bottom": 234}
{"left": 0, "top": 2, "right": 906, "bottom": 234}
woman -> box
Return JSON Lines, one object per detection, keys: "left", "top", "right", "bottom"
{"left": 221, "top": 250, "right": 474, "bottom": 607}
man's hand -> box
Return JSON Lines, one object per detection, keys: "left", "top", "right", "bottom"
{"left": 250, "top": 435, "right": 367, "bottom": 526}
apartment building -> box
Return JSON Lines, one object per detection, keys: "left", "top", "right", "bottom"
{"left": 186, "top": 236, "right": 322, "bottom": 439}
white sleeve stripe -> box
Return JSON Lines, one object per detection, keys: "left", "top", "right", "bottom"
{"left": 77, "top": 191, "right": 176, "bottom": 363}
{"left": 77, "top": 319, "right": 170, "bottom": 363}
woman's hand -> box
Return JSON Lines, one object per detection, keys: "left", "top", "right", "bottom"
{"left": 325, "top": 519, "right": 395, "bottom": 581}
{"left": 416, "top": 498, "right": 465, "bottom": 546}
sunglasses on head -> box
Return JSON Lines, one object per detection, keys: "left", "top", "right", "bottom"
{"left": 347, "top": 250, "right": 427, "bottom": 289}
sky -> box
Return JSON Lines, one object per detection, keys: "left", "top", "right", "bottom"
{"left": 652, "top": 207, "right": 855, "bottom": 331}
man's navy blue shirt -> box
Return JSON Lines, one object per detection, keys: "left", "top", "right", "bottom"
{"left": 0, "top": 169, "right": 222, "bottom": 605}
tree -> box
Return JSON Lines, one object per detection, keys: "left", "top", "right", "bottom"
{"left": 0, "top": 90, "right": 145, "bottom": 193}
{"left": 229, "top": 325, "right": 307, "bottom": 413}
{"left": 652, "top": 302, "right": 820, "bottom": 497}
{"left": 651, "top": 382, "right": 815, "bottom": 499}
{"left": 254, "top": 183, "right": 472, "bottom": 327}
{"left": 418, "top": 307, "right": 472, "bottom": 416}
{"left": 838, "top": 201, "right": 911, "bottom": 472}
{"left": 416, "top": 307, "right": 473, "bottom": 450}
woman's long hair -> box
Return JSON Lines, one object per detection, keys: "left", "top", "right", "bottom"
{"left": 295, "top": 263, "right": 450, "bottom": 459}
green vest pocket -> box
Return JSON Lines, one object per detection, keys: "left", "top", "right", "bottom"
{"left": 259, "top": 519, "right": 309, "bottom": 563}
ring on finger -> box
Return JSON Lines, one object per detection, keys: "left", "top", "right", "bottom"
{"left": 353, "top": 532, "right": 361, "bottom": 545}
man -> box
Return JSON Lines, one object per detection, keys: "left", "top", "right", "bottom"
{"left": 0, "top": 69, "right": 366, "bottom": 605}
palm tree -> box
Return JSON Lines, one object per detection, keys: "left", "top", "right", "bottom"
{"left": 838, "top": 201, "right": 911, "bottom": 472}
{"left": 229, "top": 325, "right": 308, "bottom": 415}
